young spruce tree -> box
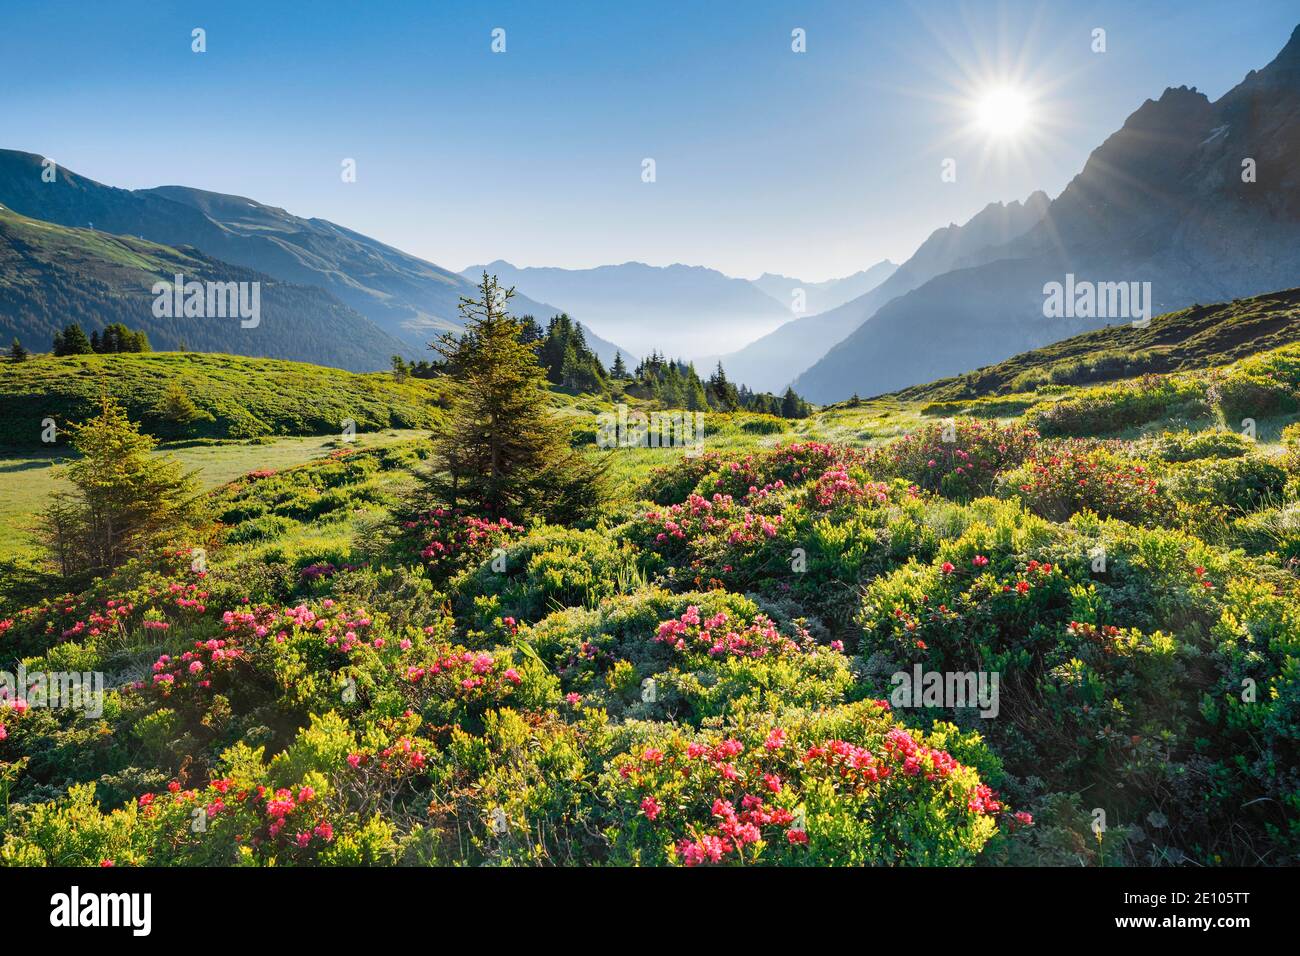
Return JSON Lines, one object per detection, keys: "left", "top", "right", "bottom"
{"left": 36, "top": 395, "right": 204, "bottom": 577}
{"left": 427, "top": 273, "right": 606, "bottom": 523}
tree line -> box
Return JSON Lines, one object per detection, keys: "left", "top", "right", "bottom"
{"left": 391, "top": 310, "right": 812, "bottom": 418}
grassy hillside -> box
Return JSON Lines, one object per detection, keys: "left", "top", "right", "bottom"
{"left": 0, "top": 351, "right": 445, "bottom": 446}
{"left": 2, "top": 334, "right": 1298, "bottom": 870}
{"left": 0, "top": 206, "right": 412, "bottom": 371}
{"left": 0, "top": 429, "right": 427, "bottom": 561}
{"left": 894, "top": 287, "right": 1300, "bottom": 403}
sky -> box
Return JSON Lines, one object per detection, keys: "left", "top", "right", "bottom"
{"left": 3, "top": 0, "right": 1296, "bottom": 282}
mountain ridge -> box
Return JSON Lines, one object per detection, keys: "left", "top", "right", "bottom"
{"left": 793, "top": 23, "right": 1300, "bottom": 403}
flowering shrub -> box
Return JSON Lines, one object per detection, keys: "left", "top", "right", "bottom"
{"left": 643, "top": 442, "right": 861, "bottom": 507}
{"left": 855, "top": 505, "right": 1300, "bottom": 864}
{"left": 393, "top": 506, "right": 522, "bottom": 582}
{"left": 998, "top": 446, "right": 1171, "bottom": 524}
{"left": 600, "top": 700, "right": 1012, "bottom": 865}
{"left": 868, "top": 419, "right": 1040, "bottom": 499}
{"left": 633, "top": 492, "right": 784, "bottom": 568}
{"left": 653, "top": 605, "right": 811, "bottom": 660}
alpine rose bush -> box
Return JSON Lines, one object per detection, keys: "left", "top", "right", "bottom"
{"left": 867, "top": 419, "right": 1040, "bottom": 499}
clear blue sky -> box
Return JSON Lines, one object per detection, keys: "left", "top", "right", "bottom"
{"left": 3, "top": 0, "right": 1295, "bottom": 281}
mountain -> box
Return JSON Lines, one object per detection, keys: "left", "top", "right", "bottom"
{"left": 0, "top": 205, "right": 409, "bottom": 371}
{"left": 715, "top": 192, "right": 1050, "bottom": 392}
{"left": 748, "top": 260, "right": 898, "bottom": 316}
{"left": 793, "top": 24, "right": 1300, "bottom": 403}
{"left": 462, "top": 260, "right": 793, "bottom": 360}
{"left": 0, "top": 150, "right": 633, "bottom": 364}
{"left": 893, "top": 285, "right": 1300, "bottom": 403}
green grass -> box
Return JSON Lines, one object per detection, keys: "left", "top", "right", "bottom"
{"left": 0, "top": 351, "right": 444, "bottom": 447}
{"left": 0, "top": 429, "right": 428, "bottom": 560}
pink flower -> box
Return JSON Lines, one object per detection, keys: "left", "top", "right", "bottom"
{"left": 941, "top": 562, "right": 955, "bottom": 575}
{"left": 640, "top": 796, "right": 660, "bottom": 821}
{"left": 786, "top": 829, "right": 809, "bottom": 845}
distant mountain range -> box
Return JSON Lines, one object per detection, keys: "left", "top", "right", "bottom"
{"left": 713, "top": 193, "right": 1050, "bottom": 392}
{"left": 461, "top": 259, "right": 795, "bottom": 360}
{"left": 748, "top": 261, "right": 898, "bottom": 317}
{"left": 792, "top": 23, "right": 1300, "bottom": 403}
{"left": 0, "top": 150, "right": 627, "bottom": 368}
{"left": 2, "top": 23, "right": 1296, "bottom": 393}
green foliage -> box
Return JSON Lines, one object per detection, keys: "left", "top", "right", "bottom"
{"left": 1166, "top": 455, "right": 1288, "bottom": 514}
{"left": 1026, "top": 375, "right": 1208, "bottom": 437}
{"left": 1146, "top": 428, "right": 1254, "bottom": 462}
{"left": 34, "top": 396, "right": 204, "bottom": 578}
{"left": 5, "top": 322, "right": 1300, "bottom": 869}
{"left": 529, "top": 313, "right": 607, "bottom": 393}
{"left": 426, "top": 274, "right": 607, "bottom": 524}
{"left": 0, "top": 351, "right": 443, "bottom": 447}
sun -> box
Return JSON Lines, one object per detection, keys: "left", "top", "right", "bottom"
{"left": 974, "top": 87, "right": 1032, "bottom": 138}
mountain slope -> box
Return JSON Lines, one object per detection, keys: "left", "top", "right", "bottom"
{"left": 0, "top": 206, "right": 409, "bottom": 371}
{"left": 716, "top": 192, "right": 1050, "bottom": 392}
{"left": 0, "top": 151, "right": 585, "bottom": 357}
{"left": 892, "top": 285, "right": 1300, "bottom": 403}
{"left": 748, "top": 260, "right": 897, "bottom": 316}
{"left": 0, "top": 350, "right": 443, "bottom": 447}
{"left": 463, "top": 259, "right": 792, "bottom": 360}
{"left": 794, "top": 24, "right": 1300, "bottom": 403}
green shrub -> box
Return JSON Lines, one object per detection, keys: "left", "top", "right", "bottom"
{"left": 1210, "top": 371, "right": 1298, "bottom": 424}
{"left": 1026, "top": 375, "right": 1207, "bottom": 437}
{"left": 1167, "top": 455, "right": 1288, "bottom": 514}
{"left": 1148, "top": 428, "right": 1254, "bottom": 462}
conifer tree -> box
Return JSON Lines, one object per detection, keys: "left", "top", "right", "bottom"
{"left": 707, "top": 362, "right": 740, "bottom": 412}
{"left": 153, "top": 380, "right": 210, "bottom": 426}
{"left": 53, "top": 323, "right": 93, "bottom": 356}
{"left": 36, "top": 396, "right": 203, "bottom": 576}
{"left": 426, "top": 274, "right": 606, "bottom": 523}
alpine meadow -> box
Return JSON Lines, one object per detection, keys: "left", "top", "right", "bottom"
{"left": 1, "top": 2, "right": 1298, "bottom": 930}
